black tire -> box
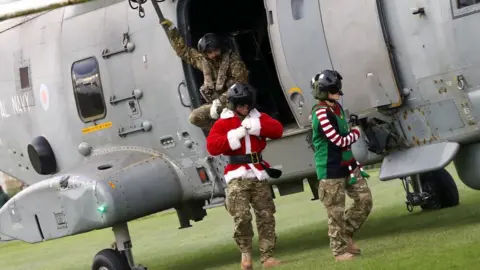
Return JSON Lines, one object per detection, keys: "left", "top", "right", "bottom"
{"left": 27, "top": 136, "right": 57, "bottom": 175}
{"left": 91, "top": 249, "right": 130, "bottom": 270}
{"left": 419, "top": 168, "right": 459, "bottom": 211}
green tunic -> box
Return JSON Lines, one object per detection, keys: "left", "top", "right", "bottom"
{"left": 311, "top": 101, "right": 369, "bottom": 184}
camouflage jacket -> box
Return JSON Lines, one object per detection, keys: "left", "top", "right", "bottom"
{"left": 166, "top": 27, "right": 249, "bottom": 103}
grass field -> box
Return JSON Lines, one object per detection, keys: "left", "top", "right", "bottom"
{"left": 1, "top": 163, "right": 480, "bottom": 270}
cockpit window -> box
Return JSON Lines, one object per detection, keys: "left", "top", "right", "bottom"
{"left": 71, "top": 57, "right": 107, "bottom": 123}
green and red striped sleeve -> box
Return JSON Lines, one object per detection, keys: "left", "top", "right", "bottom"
{"left": 315, "top": 108, "right": 360, "bottom": 148}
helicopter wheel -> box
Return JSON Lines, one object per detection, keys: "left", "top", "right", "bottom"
{"left": 419, "top": 168, "right": 459, "bottom": 210}
{"left": 91, "top": 223, "right": 148, "bottom": 270}
{"left": 402, "top": 168, "right": 459, "bottom": 212}
{"left": 92, "top": 249, "right": 130, "bottom": 270}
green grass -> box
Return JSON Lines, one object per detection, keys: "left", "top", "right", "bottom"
{"left": 1, "top": 163, "right": 480, "bottom": 270}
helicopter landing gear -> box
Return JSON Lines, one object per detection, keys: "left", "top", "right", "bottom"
{"left": 91, "top": 223, "right": 147, "bottom": 270}
{"left": 401, "top": 175, "right": 431, "bottom": 212}
{"left": 401, "top": 168, "right": 459, "bottom": 212}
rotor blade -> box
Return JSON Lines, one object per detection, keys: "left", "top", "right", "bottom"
{"left": 0, "top": 0, "right": 93, "bottom": 21}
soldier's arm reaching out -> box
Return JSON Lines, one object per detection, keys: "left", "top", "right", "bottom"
{"left": 161, "top": 19, "right": 204, "bottom": 70}
{"left": 315, "top": 108, "right": 360, "bottom": 147}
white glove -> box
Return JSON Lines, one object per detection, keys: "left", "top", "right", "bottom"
{"left": 210, "top": 99, "right": 221, "bottom": 119}
{"left": 231, "top": 126, "right": 247, "bottom": 140}
{"left": 241, "top": 117, "right": 252, "bottom": 131}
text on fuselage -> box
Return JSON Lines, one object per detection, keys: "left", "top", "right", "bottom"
{"left": 0, "top": 93, "right": 31, "bottom": 119}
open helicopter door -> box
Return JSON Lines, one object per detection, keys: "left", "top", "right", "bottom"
{"left": 263, "top": 0, "right": 333, "bottom": 128}
{"left": 318, "top": 0, "right": 403, "bottom": 115}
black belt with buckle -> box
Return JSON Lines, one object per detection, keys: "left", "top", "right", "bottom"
{"left": 227, "top": 152, "right": 283, "bottom": 179}
{"left": 228, "top": 152, "right": 263, "bottom": 164}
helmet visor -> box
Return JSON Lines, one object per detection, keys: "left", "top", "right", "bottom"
{"left": 205, "top": 46, "right": 219, "bottom": 53}
{"left": 322, "top": 85, "right": 342, "bottom": 94}
{"left": 233, "top": 95, "right": 254, "bottom": 107}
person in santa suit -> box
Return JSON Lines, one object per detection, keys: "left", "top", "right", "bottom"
{"left": 206, "top": 82, "right": 284, "bottom": 269}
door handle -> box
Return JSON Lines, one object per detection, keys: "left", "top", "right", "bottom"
{"left": 118, "top": 120, "right": 152, "bottom": 137}
{"left": 177, "top": 81, "right": 191, "bottom": 108}
{"left": 110, "top": 89, "right": 143, "bottom": 105}
{"left": 102, "top": 33, "right": 135, "bottom": 59}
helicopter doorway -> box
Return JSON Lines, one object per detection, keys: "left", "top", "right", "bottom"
{"left": 177, "top": 0, "right": 297, "bottom": 129}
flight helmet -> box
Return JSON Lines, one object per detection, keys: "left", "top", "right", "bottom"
{"left": 197, "top": 33, "right": 221, "bottom": 54}
{"left": 226, "top": 83, "right": 256, "bottom": 111}
{"left": 310, "top": 69, "right": 344, "bottom": 100}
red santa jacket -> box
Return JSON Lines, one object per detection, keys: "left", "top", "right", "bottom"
{"left": 206, "top": 108, "right": 284, "bottom": 183}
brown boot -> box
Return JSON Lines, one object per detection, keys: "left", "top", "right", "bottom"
{"left": 335, "top": 252, "right": 356, "bottom": 261}
{"left": 345, "top": 236, "right": 361, "bottom": 255}
{"left": 262, "top": 257, "right": 282, "bottom": 268}
{"left": 241, "top": 253, "right": 253, "bottom": 270}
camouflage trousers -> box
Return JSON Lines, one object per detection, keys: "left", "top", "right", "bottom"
{"left": 189, "top": 104, "right": 215, "bottom": 130}
{"left": 189, "top": 103, "right": 224, "bottom": 131}
{"left": 225, "top": 178, "right": 277, "bottom": 263}
{"left": 318, "top": 168, "right": 373, "bottom": 256}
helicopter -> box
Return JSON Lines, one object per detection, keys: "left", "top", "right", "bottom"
{"left": 0, "top": 0, "right": 479, "bottom": 269}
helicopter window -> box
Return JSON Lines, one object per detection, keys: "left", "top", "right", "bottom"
{"left": 19, "top": 67, "right": 30, "bottom": 89}
{"left": 453, "top": 0, "right": 480, "bottom": 18}
{"left": 458, "top": 0, "right": 480, "bottom": 8}
{"left": 71, "top": 57, "right": 107, "bottom": 123}
{"left": 291, "top": 0, "right": 304, "bottom": 20}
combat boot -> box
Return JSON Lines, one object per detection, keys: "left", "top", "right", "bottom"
{"left": 335, "top": 252, "right": 356, "bottom": 262}
{"left": 241, "top": 253, "right": 253, "bottom": 270}
{"left": 346, "top": 237, "right": 361, "bottom": 255}
{"left": 262, "top": 257, "right": 282, "bottom": 268}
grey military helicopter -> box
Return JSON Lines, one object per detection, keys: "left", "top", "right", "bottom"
{"left": 0, "top": 0, "right": 478, "bottom": 269}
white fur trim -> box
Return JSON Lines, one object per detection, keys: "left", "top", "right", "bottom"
{"left": 247, "top": 164, "right": 264, "bottom": 179}
{"left": 240, "top": 124, "right": 267, "bottom": 179}
{"left": 224, "top": 166, "right": 270, "bottom": 183}
{"left": 248, "top": 109, "right": 261, "bottom": 119}
{"left": 220, "top": 108, "right": 234, "bottom": 119}
{"left": 237, "top": 134, "right": 265, "bottom": 180}
{"left": 245, "top": 130, "right": 252, "bottom": 154}
{"left": 220, "top": 108, "right": 261, "bottom": 119}
{"left": 227, "top": 130, "right": 241, "bottom": 150}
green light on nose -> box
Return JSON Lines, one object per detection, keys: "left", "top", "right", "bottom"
{"left": 97, "top": 205, "right": 107, "bottom": 213}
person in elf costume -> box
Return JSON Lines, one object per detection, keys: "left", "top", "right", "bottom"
{"left": 310, "top": 69, "right": 373, "bottom": 261}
